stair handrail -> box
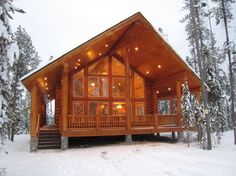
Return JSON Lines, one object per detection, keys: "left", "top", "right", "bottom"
{"left": 36, "top": 114, "right": 40, "bottom": 136}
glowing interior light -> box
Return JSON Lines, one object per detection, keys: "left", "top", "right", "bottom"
{"left": 116, "top": 104, "right": 122, "bottom": 109}
{"left": 157, "top": 65, "right": 162, "bottom": 68}
{"left": 168, "top": 87, "right": 171, "bottom": 91}
{"left": 91, "top": 82, "right": 95, "bottom": 86}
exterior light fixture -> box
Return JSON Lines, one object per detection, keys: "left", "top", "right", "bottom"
{"left": 156, "top": 90, "right": 159, "bottom": 94}
{"left": 45, "top": 83, "right": 48, "bottom": 86}
{"left": 74, "top": 66, "right": 78, "bottom": 69}
{"left": 78, "top": 59, "right": 81, "bottom": 62}
{"left": 157, "top": 65, "right": 161, "bottom": 69}
{"left": 44, "top": 77, "right": 47, "bottom": 81}
{"left": 135, "top": 47, "right": 139, "bottom": 51}
{"left": 146, "top": 71, "right": 149, "bottom": 74}
{"left": 181, "top": 84, "right": 184, "bottom": 87}
{"left": 168, "top": 87, "right": 171, "bottom": 91}
{"left": 105, "top": 44, "right": 109, "bottom": 47}
{"left": 99, "top": 53, "right": 102, "bottom": 56}
{"left": 46, "top": 87, "right": 49, "bottom": 90}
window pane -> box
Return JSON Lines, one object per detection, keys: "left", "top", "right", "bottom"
{"left": 73, "top": 69, "right": 84, "bottom": 97}
{"left": 88, "top": 101, "right": 109, "bottom": 115}
{"left": 173, "top": 98, "right": 177, "bottom": 114}
{"left": 73, "top": 101, "right": 84, "bottom": 115}
{"left": 112, "top": 78, "right": 125, "bottom": 97}
{"left": 134, "top": 73, "right": 144, "bottom": 98}
{"left": 158, "top": 100, "right": 171, "bottom": 115}
{"left": 135, "top": 102, "right": 144, "bottom": 115}
{"left": 88, "top": 77, "right": 108, "bottom": 97}
{"left": 112, "top": 57, "right": 125, "bottom": 76}
{"left": 88, "top": 57, "right": 108, "bottom": 75}
{"left": 113, "top": 102, "right": 125, "bottom": 115}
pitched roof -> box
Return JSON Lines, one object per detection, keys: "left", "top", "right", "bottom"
{"left": 21, "top": 12, "right": 202, "bottom": 98}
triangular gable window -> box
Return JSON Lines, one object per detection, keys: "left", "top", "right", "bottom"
{"left": 88, "top": 57, "right": 108, "bottom": 75}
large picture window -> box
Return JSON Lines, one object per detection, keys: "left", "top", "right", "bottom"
{"left": 135, "top": 102, "right": 144, "bottom": 115}
{"left": 112, "top": 78, "right": 125, "bottom": 97}
{"left": 88, "top": 77, "right": 108, "bottom": 97}
{"left": 113, "top": 102, "right": 125, "bottom": 115}
{"left": 88, "top": 101, "right": 109, "bottom": 115}
{"left": 73, "top": 101, "right": 84, "bottom": 115}
{"left": 158, "top": 99, "right": 171, "bottom": 115}
{"left": 134, "top": 73, "right": 144, "bottom": 98}
{"left": 73, "top": 69, "right": 84, "bottom": 97}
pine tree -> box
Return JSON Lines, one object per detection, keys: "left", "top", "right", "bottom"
{"left": 6, "top": 26, "right": 40, "bottom": 141}
{"left": 211, "top": 0, "right": 236, "bottom": 145}
{"left": 181, "top": 0, "right": 212, "bottom": 149}
{"left": 0, "top": 0, "right": 24, "bottom": 145}
{"left": 181, "top": 81, "right": 195, "bottom": 147}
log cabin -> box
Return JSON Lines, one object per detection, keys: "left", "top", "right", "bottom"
{"left": 21, "top": 12, "right": 202, "bottom": 151}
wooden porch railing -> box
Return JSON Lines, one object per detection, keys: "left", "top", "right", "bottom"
{"left": 67, "top": 114, "right": 178, "bottom": 130}
{"left": 158, "top": 114, "right": 178, "bottom": 127}
{"left": 131, "top": 115, "right": 154, "bottom": 127}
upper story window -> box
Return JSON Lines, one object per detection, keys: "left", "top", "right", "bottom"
{"left": 112, "top": 57, "right": 125, "bottom": 76}
{"left": 73, "top": 69, "right": 84, "bottom": 97}
{"left": 88, "top": 77, "right": 108, "bottom": 97}
{"left": 134, "top": 73, "right": 144, "bottom": 98}
{"left": 88, "top": 57, "right": 108, "bottom": 75}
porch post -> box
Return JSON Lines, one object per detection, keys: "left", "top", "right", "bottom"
{"left": 124, "top": 43, "right": 131, "bottom": 131}
{"left": 153, "top": 92, "right": 159, "bottom": 129}
{"left": 30, "top": 85, "right": 39, "bottom": 152}
{"left": 176, "top": 81, "right": 182, "bottom": 127}
{"left": 176, "top": 81, "right": 183, "bottom": 142}
{"left": 61, "top": 63, "right": 69, "bottom": 149}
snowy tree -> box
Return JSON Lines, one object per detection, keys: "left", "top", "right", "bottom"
{"left": 0, "top": 0, "right": 24, "bottom": 145}
{"left": 181, "top": 81, "right": 195, "bottom": 147}
{"left": 193, "top": 100, "right": 208, "bottom": 149}
{"left": 5, "top": 26, "right": 40, "bottom": 141}
{"left": 181, "top": 0, "right": 212, "bottom": 149}
{"left": 211, "top": 0, "right": 236, "bottom": 145}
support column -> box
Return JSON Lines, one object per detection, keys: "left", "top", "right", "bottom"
{"left": 176, "top": 81, "right": 182, "bottom": 127}
{"left": 125, "top": 134, "right": 132, "bottom": 143}
{"left": 30, "top": 85, "right": 39, "bottom": 152}
{"left": 176, "top": 81, "right": 183, "bottom": 142}
{"left": 124, "top": 43, "right": 131, "bottom": 131}
{"left": 61, "top": 136, "right": 68, "bottom": 150}
{"left": 61, "top": 63, "right": 69, "bottom": 142}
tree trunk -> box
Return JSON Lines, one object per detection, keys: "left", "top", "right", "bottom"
{"left": 190, "top": 0, "right": 212, "bottom": 150}
{"left": 221, "top": 0, "right": 236, "bottom": 145}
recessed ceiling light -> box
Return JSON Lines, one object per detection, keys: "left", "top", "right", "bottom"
{"left": 77, "top": 63, "right": 81, "bottom": 66}
{"left": 46, "top": 87, "right": 49, "bottom": 90}
{"left": 99, "top": 53, "right": 102, "bottom": 56}
{"left": 74, "top": 66, "right": 78, "bottom": 69}
{"left": 157, "top": 65, "right": 162, "bottom": 68}
{"left": 105, "top": 44, "right": 109, "bottom": 47}
{"left": 156, "top": 90, "right": 159, "bottom": 94}
{"left": 45, "top": 83, "right": 48, "bottom": 86}
{"left": 146, "top": 71, "right": 149, "bottom": 74}
{"left": 135, "top": 47, "right": 139, "bottom": 51}
{"left": 168, "top": 87, "right": 171, "bottom": 91}
{"left": 182, "top": 84, "right": 184, "bottom": 87}
{"left": 78, "top": 59, "right": 81, "bottom": 62}
{"left": 48, "top": 95, "right": 50, "bottom": 97}
{"left": 44, "top": 77, "right": 47, "bottom": 81}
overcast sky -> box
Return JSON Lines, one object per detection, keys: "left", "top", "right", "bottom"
{"left": 11, "top": 0, "right": 236, "bottom": 65}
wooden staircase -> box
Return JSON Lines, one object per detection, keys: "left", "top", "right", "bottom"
{"left": 38, "top": 125, "right": 61, "bottom": 149}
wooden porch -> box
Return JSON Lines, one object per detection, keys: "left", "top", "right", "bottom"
{"left": 62, "top": 114, "right": 182, "bottom": 137}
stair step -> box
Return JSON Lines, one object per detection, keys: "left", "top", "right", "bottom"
{"left": 38, "top": 145, "right": 61, "bottom": 149}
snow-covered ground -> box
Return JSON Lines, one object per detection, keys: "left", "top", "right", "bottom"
{"left": 0, "top": 131, "right": 236, "bottom": 176}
